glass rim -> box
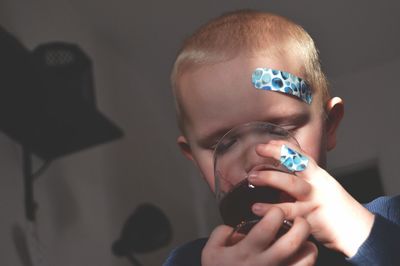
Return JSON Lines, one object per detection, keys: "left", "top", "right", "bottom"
{"left": 212, "top": 121, "right": 299, "bottom": 200}
{"left": 212, "top": 121, "right": 296, "bottom": 160}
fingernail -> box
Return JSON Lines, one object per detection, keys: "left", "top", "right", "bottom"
{"left": 247, "top": 172, "right": 258, "bottom": 184}
{"left": 248, "top": 172, "right": 258, "bottom": 181}
{"left": 256, "top": 144, "right": 267, "bottom": 151}
{"left": 252, "top": 203, "right": 263, "bottom": 212}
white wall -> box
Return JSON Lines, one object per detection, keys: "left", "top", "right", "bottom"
{"left": 0, "top": 1, "right": 200, "bottom": 266}
{"left": 0, "top": 134, "right": 26, "bottom": 266}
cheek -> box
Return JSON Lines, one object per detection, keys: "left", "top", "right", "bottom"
{"left": 293, "top": 124, "right": 327, "bottom": 167}
{"left": 192, "top": 150, "right": 216, "bottom": 192}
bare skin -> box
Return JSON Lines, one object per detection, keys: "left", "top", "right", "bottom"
{"left": 202, "top": 208, "right": 317, "bottom": 266}
{"left": 176, "top": 53, "right": 374, "bottom": 264}
{"left": 250, "top": 141, "right": 374, "bottom": 257}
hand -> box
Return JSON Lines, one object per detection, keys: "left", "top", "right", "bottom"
{"left": 202, "top": 207, "right": 317, "bottom": 266}
{"left": 250, "top": 140, "right": 375, "bottom": 257}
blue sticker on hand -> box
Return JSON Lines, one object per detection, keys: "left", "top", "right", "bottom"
{"left": 280, "top": 145, "right": 309, "bottom": 172}
{"left": 252, "top": 68, "right": 312, "bottom": 104}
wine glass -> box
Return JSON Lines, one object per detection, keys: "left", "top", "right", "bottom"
{"left": 213, "top": 121, "right": 300, "bottom": 235}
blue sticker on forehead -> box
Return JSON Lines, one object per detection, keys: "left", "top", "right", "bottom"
{"left": 251, "top": 68, "right": 312, "bottom": 104}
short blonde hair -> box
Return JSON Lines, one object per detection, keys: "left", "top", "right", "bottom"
{"left": 172, "top": 10, "right": 330, "bottom": 133}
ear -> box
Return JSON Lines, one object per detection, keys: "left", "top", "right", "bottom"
{"left": 325, "top": 97, "right": 344, "bottom": 151}
{"left": 177, "top": 135, "right": 194, "bottom": 161}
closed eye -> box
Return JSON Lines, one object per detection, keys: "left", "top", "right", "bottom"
{"left": 215, "top": 137, "right": 237, "bottom": 155}
{"left": 281, "top": 125, "right": 298, "bottom": 133}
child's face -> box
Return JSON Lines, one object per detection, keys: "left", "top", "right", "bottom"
{"left": 177, "top": 53, "right": 342, "bottom": 191}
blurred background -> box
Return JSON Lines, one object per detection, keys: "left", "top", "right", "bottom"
{"left": 0, "top": 0, "right": 399, "bottom": 265}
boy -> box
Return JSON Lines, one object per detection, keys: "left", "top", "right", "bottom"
{"left": 164, "top": 10, "right": 400, "bottom": 265}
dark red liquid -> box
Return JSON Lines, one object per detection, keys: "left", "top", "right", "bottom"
{"left": 219, "top": 178, "right": 281, "bottom": 228}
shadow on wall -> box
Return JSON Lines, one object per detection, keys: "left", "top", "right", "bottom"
{"left": 0, "top": 25, "right": 125, "bottom": 265}
{"left": 112, "top": 203, "right": 172, "bottom": 266}
{"left": 0, "top": 26, "right": 123, "bottom": 160}
{"left": 11, "top": 223, "right": 32, "bottom": 266}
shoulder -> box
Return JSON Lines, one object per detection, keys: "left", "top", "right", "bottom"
{"left": 347, "top": 195, "right": 400, "bottom": 265}
{"left": 163, "top": 238, "right": 208, "bottom": 266}
{"left": 364, "top": 195, "right": 400, "bottom": 225}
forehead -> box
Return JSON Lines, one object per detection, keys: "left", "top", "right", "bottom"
{"left": 178, "top": 54, "right": 315, "bottom": 139}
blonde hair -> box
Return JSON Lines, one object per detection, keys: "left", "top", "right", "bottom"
{"left": 172, "top": 10, "right": 330, "bottom": 132}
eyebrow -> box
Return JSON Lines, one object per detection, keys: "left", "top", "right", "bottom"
{"left": 267, "top": 111, "right": 310, "bottom": 127}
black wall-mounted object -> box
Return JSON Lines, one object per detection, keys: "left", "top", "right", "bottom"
{"left": 0, "top": 27, "right": 123, "bottom": 160}
{"left": 0, "top": 26, "right": 124, "bottom": 222}
{"left": 112, "top": 203, "right": 172, "bottom": 266}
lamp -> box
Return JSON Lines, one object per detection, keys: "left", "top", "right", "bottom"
{"left": 112, "top": 203, "right": 172, "bottom": 266}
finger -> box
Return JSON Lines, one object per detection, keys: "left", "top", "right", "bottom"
{"left": 237, "top": 206, "right": 285, "bottom": 252}
{"left": 226, "top": 230, "right": 246, "bottom": 246}
{"left": 252, "top": 201, "right": 310, "bottom": 221}
{"left": 255, "top": 140, "right": 295, "bottom": 162}
{"left": 287, "top": 241, "right": 318, "bottom": 266}
{"left": 262, "top": 216, "right": 312, "bottom": 262}
{"left": 248, "top": 170, "right": 311, "bottom": 200}
{"left": 206, "top": 225, "right": 236, "bottom": 248}
{"left": 255, "top": 141, "right": 317, "bottom": 180}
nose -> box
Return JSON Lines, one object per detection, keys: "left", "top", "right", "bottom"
{"left": 242, "top": 135, "right": 279, "bottom": 174}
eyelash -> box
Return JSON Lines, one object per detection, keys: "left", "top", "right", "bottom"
{"left": 278, "top": 124, "right": 298, "bottom": 133}
{"left": 207, "top": 124, "right": 298, "bottom": 151}
{"left": 208, "top": 143, "right": 217, "bottom": 151}
{"left": 216, "top": 138, "right": 237, "bottom": 154}
{"left": 208, "top": 136, "right": 237, "bottom": 152}
{"left": 285, "top": 127, "right": 297, "bottom": 133}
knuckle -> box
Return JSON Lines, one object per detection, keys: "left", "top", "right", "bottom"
{"left": 282, "top": 205, "right": 292, "bottom": 219}
{"left": 269, "top": 206, "right": 285, "bottom": 219}
{"left": 311, "top": 244, "right": 318, "bottom": 260}
{"left": 201, "top": 246, "right": 218, "bottom": 264}
{"left": 302, "top": 182, "right": 312, "bottom": 195}
{"left": 304, "top": 242, "right": 318, "bottom": 266}
{"left": 286, "top": 234, "right": 303, "bottom": 252}
{"left": 296, "top": 177, "right": 309, "bottom": 192}
{"left": 289, "top": 174, "right": 297, "bottom": 186}
{"left": 213, "top": 225, "right": 231, "bottom": 236}
{"left": 296, "top": 217, "right": 311, "bottom": 234}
